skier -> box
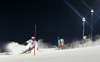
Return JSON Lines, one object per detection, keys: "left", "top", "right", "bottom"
{"left": 22, "top": 36, "right": 39, "bottom": 54}
{"left": 58, "top": 39, "right": 64, "bottom": 49}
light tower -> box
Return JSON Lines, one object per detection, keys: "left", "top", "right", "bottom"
{"left": 82, "top": 17, "right": 85, "bottom": 46}
{"left": 91, "top": 9, "right": 94, "bottom": 41}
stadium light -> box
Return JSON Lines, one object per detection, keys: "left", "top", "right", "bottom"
{"left": 82, "top": 17, "right": 85, "bottom": 46}
{"left": 91, "top": 9, "right": 94, "bottom": 41}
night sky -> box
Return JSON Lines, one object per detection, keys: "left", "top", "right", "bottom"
{"left": 0, "top": 0, "right": 100, "bottom": 45}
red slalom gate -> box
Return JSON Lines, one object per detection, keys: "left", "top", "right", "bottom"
{"left": 34, "top": 25, "right": 37, "bottom": 56}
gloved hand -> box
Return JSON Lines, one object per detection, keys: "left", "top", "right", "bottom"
{"left": 26, "top": 41, "right": 29, "bottom": 43}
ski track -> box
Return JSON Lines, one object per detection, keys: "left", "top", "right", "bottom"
{"left": 0, "top": 46, "right": 100, "bottom": 62}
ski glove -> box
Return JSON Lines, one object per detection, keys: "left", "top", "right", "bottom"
{"left": 26, "top": 41, "right": 29, "bottom": 43}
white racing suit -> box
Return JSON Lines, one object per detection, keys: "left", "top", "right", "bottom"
{"left": 23, "top": 39, "right": 38, "bottom": 53}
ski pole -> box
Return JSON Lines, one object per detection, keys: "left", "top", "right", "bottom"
{"left": 13, "top": 43, "right": 25, "bottom": 48}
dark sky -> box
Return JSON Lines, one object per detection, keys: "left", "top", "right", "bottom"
{"left": 0, "top": 0, "right": 100, "bottom": 45}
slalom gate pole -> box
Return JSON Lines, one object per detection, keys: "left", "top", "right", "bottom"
{"left": 34, "top": 25, "right": 37, "bottom": 56}
{"left": 89, "top": 34, "right": 90, "bottom": 41}
{"left": 58, "top": 36, "right": 59, "bottom": 48}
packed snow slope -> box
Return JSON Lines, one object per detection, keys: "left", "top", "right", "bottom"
{"left": 0, "top": 46, "right": 100, "bottom": 62}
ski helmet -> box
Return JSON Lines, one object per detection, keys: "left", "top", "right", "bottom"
{"left": 31, "top": 36, "right": 35, "bottom": 39}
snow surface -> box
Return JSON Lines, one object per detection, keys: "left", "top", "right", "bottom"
{"left": 1, "top": 38, "right": 100, "bottom": 62}
{"left": 0, "top": 46, "right": 100, "bottom": 62}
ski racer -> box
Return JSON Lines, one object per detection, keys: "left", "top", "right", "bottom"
{"left": 58, "top": 39, "right": 64, "bottom": 49}
{"left": 22, "top": 36, "right": 39, "bottom": 54}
